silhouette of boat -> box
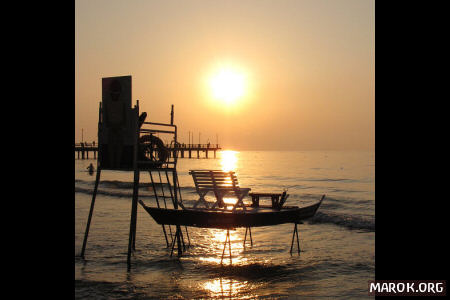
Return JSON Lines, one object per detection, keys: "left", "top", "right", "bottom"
{"left": 138, "top": 196, "right": 324, "bottom": 229}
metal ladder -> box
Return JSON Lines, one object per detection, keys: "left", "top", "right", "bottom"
{"left": 148, "top": 169, "right": 190, "bottom": 255}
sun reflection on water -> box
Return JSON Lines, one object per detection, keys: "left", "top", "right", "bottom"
{"left": 220, "top": 150, "right": 238, "bottom": 172}
{"left": 197, "top": 228, "right": 249, "bottom": 266}
{"left": 202, "top": 278, "right": 255, "bottom": 299}
{"left": 197, "top": 151, "right": 252, "bottom": 268}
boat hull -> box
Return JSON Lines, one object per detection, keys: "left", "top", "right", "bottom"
{"left": 139, "top": 201, "right": 323, "bottom": 229}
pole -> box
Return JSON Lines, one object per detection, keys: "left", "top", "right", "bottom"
{"left": 80, "top": 167, "right": 101, "bottom": 258}
{"left": 173, "top": 171, "right": 183, "bottom": 257}
{"left": 127, "top": 169, "right": 139, "bottom": 268}
{"left": 127, "top": 100, "right": 140, "bottom": 269}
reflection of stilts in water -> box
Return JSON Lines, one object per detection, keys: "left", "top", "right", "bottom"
{"left": 218, "top": 277, "right": 233, "bottom": 299}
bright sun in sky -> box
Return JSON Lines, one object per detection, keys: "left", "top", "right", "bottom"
{"left": 209, "top": 66, "right": 246, "bottom": 104}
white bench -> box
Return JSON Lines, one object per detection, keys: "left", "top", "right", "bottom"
{"left": 189, "top": 170, "right": 251, "bottom": 211}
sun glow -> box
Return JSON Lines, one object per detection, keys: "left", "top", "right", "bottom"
{"left": 209, "top": 66, "right": 247, "bottom": 104}
{"left": 220, "top": 150, "right": 238, "bottom": 172}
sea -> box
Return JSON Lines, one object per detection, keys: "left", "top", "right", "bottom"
{"left": 75, "top": 150, "right": 375, "bottom": 299}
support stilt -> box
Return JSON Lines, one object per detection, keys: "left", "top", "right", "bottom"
{"left": 176, "top": 225, "right": 183, "bottom": 257}
{"left": 173, "top": 171, "right": 190, "bottom": 247}
{"left": 184, "top": 226, "right": 190, "bottom": 248}
{"left": 172, "top": 170, "right": 184, "bottom": 257}
{"left": 80, "top": 167, "right": 102, "bottom": 258}
{"left": 167, "top": 225, "right": 174, "bottom": 245}
{"left": 131, "top": 170, "right": 140, "bottom": 251}
{"left": 170, "top": 229, "right": 177, "bottom": 257}
{"left": 243, "top": 227, "right": 253, "bottom": 249}
{"left": 228, "top": 230, "right": 232, "bottom": 263}
{"left": 180, "top": 225, "right": 186, "bottom": 251}
{"left": 170, "top": 226, "right": 184, "bottom": 257}
{"left": 221, "top": 229, "right": 232, "bottom": 265}
{"left": 163, "top": 170, "right": 176, "bottom": 245}
{"left": 127, "top": 169, "right": 140, "bottom": 268}
{"left": 289, "top": 223, "right": 301, "bottom": 254}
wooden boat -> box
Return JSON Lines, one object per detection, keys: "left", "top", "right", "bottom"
{"left": 138, "top": 197, "right": 324, "bottom": 229}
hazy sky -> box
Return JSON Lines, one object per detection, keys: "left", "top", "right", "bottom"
{"left": 76, "top": 0, "right": 374, "bottom": 151}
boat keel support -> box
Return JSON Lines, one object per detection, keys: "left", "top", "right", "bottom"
{"left": 243, "top": 227, "right": 253, "bottom": 249}
{"left": 221, "top": 229, "right": 232, "bottom": 265}
{"left": 170, "top": 225, "right": 184, "bottom": 258}
{"left": 289, "top": 222, "right": 302, "bottom": 255}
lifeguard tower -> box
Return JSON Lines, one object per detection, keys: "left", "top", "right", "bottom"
{"left": 79, "top": 75, "right": 188, "bottom": 268}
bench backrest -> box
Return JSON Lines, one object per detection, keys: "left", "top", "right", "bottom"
{"left": 189, "top": 170, "right": 241, "bottom": 193}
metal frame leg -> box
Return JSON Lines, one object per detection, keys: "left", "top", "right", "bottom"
{"left": 243, "top": 227, "right": 253, "bottom": 249}
{"left": 80, "top": 167, "right": 102, "bottom": 258}
{"left": 289, "top": 223, "right": 300, "bottom": 254}
{"left": 170, "top": 228, "right": 177, "bottom": 257}
{"left": 221, "top": 229, "right": 232, "bottom": 265}
{"left": 170, "top": 226, "right": 184, "bottom": 258}
{"left": 185, "top": 226, "right": 190, "bottom": 248}
{"left": 176, "top": 225, "right": 183, "bottom": 257}
{"left": 127, "top": 169, "right": 140, "bottom": 269}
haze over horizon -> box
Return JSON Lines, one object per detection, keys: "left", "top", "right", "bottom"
{"left": 76, "top": 0, "right": 374, "bottom": 151}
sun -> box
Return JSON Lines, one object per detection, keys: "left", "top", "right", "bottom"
{"left": 209, "top": 66, "right": 246, "bottom": 104}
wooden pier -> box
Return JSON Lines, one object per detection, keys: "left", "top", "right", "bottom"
{"left": 74, "top": 143, "right": 221, "bottom": 159}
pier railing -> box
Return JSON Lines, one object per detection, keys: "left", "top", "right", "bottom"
{"left": 74, "top": 143, "right": 221, "bottom": 159}
{"left": 171, "top": 143, "right": 220, "bottom": 149}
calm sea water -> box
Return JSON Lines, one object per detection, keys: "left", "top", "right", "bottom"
{"left": 75, "top": 150, "right": 374, "bottom": 299}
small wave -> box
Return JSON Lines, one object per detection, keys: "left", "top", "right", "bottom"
{"left": 300, "top": 178, "right": 355, "bottom": 182}
{"left": 327, "top": 188, "right": 362, "bottom": 193}
{"left": 283, "top": 184, "right": 313, "bottom": 190}
{"left": 75, "top": 280, "right": 148, "bottom": 300}
{"left": 75, "top": 187, "right": 154, "bottom": 198}
{"left": 315, "top": 195, "right": 374, "bottom": 205}
{"left": 76, "top": 179, "right": 196, "bottom": 192}
{"left": 75, "top": 187, "right": 200, "bottom": 205}
{"left": 190, "top": 261, "right": 301, "bottom": 281}
{"left": 76, "top": 179, "right": 173, "bottom": 190}
{"left": 309, "top": 211, "right": 374, "bottom": 231}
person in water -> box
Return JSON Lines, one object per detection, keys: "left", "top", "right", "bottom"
{"left": 87, "top": 163, "right": 95, "bottom": 174}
